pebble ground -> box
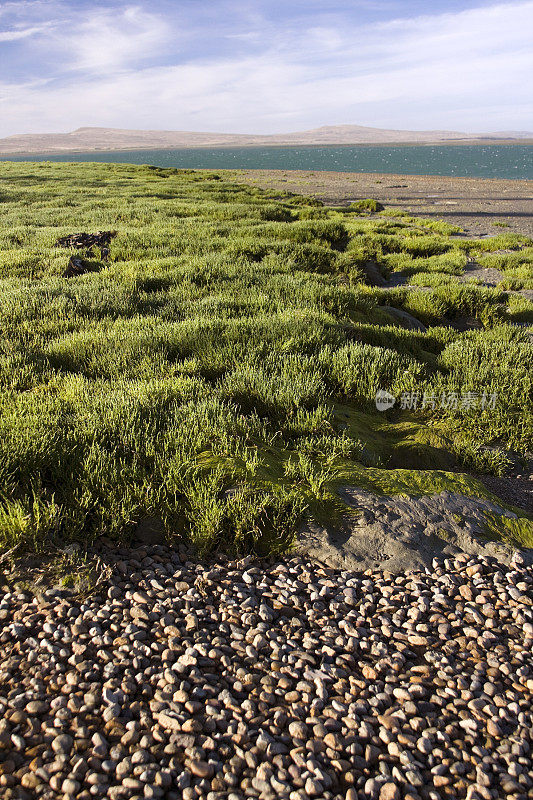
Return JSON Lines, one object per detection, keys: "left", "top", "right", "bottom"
{"left": 1, "top": 546, "right": 532, "bottom": 800}
{"left": 232, "top": 170, "right": 533, "bottom": 237}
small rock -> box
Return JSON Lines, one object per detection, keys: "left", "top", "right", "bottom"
{"left": 188, "top": 760, "right": 214, "bottom": 779}
{"left": 379, "top": 782, "right": 401, "bottom": 800}
{"left": 52, "top": 734, "right": 73, "bottom": 754}
{"left": 288, "top": 721, "right": 308, "bottom": 739}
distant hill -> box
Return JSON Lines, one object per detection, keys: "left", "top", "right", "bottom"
{"left": 1, "top": 124, "right": 532, "bottom": 154}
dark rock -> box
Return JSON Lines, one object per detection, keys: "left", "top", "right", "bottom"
{"left": 55, "top": 231, "right": 116, "bottom": 249}
{"left": 134, "top": 517, "right": 166, "bottom": 546}
{"left": 361, "top": 260, "right": 387, "bottom": 287}
{"left": 63, "top": 256, "right": 96, "bottom": 278}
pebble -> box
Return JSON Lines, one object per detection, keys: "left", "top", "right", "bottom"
{"left": 51, "top": 735, "right": 73, "bottom": 754}
{"left": 288, "top": 721, "right": 307, "bottom": 739}
{"left": 25, "top": 700, "right": 48, "bottom": 715}
{"left": 379, "top": 783, "right": 401, "bottom": 800}
{"left": 0, "top": 546, "right": 531, "bottom": 800}
{"left": 62, "top": 778, "right": 81, "bottom": 794}
{"left": 189, "top": 760, "right": 214, "bottom": 779}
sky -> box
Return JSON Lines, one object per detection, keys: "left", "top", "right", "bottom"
{"left": 0, "top": 0, "right": 532, "bottom": 137}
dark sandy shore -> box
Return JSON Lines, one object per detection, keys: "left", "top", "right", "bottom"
{"left": 229, "top": 170, "right": 533, "bottom": 237}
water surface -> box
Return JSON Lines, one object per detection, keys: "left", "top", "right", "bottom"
{"left": 2, "top": 144, "right": 532, "bottom": 179}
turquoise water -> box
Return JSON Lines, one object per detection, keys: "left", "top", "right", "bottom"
{"left": 2, "top": 144, "right": 532, "bottom": 179}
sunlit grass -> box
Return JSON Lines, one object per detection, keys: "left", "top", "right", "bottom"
{"left": 0, "top": 160, "right": 531, "bottom": 556}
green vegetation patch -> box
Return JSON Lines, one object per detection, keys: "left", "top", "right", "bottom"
{"left": 348, "top": 199, "right": 385, "bottom": 213}
{"left": 483, "top": 513, "right": 533, "bottom": 549}
{"left": 0, "top": 161, "right": 531, "bottom": 558}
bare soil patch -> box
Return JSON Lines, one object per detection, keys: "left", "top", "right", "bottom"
{"left": 230, "top": 169, "right": 533, "bottom": 236}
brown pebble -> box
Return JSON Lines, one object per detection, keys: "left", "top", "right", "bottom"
{"left": 379, "top": 782, "right": 401, "bottom": 800}
{"left": 188, "top": 760, "right": 214, "bottom": 778}
{"left": 407, "top": 635, "right": 427, "bottom": 646}
{"left": 362, "top": 665, "right": 377, "bottom": 680}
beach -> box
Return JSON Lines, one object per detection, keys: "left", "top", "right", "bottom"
{"left": 0, "top": 161, "right": 532, "bottom": 800}
{"left": 230, "top": 171, "right": 533, "bottom": 237}
{"left": 2, "top": 544, "right": 533, "bottom": 800}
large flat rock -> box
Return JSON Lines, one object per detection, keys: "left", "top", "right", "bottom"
{"left": 298, "top": 487, "right": 532, "bottom": 572}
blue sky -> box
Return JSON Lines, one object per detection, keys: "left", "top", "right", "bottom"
{"left": 0, "top": 0, "right": 532, "bottom": 136}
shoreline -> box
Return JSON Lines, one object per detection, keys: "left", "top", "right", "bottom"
{"left": 1, "top": 140, "right": 532, "bottom": 158}
{"left": 1, "top": 161, "right": 532, "bottom": 800}
{"left": 229, "top": 169, "right": 533, "bottom": 237}
{"left": 1, "top": 158, "right": 530, "bottom": 233}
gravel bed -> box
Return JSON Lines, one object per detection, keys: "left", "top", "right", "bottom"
{"left": 231, "top": 171, "right": 533, "bottom": 238}
{"left": 1, "top": 545, "right": 532, "bottom": 800}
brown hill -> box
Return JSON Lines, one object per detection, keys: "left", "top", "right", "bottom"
{"left": 1, "top": 124, "right": 532, "bottom": 154}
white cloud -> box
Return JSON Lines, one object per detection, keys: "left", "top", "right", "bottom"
{"left": 61, "top": 6, "right": 170, "bottom": 73}
{"left": 0, "top": 25, "right": 46, "bottom": 42}
{"left": 0, "top": 1, "right": 532, "bottom": 135}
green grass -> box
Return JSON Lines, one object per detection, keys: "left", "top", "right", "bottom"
{"left": 506, "top": 294, "right": 533, "bottom": 324}
{"left": 382, "top": 250, "right": 467, "bottom": 277}
{"left": 347, "top": 198, "right": 385, "bottom": 213}
{"left": 409, "top": 272, "right": 456, "bottom": 287}
{"left": 476, "top": 247, "right": 533, "bottom": 290}
{"left": 455, "top": 232, "right": 532, "bottom": 253}
{"left": 0, "top": 161, "right": 531, "bottom": 557}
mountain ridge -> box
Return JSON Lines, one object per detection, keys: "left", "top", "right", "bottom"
{"left": 1, "top": 124, "right": 532, "bottom": 154}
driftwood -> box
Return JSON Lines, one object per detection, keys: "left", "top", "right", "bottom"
{"left": 55, "top": 230, "right": 116, "bottom": 249}
{"left": 56, "top": 231, "right": 117, "bottom": 276}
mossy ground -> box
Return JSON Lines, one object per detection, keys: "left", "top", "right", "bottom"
{"left": 0, "top": 161, "right": 531, "bottom": 558}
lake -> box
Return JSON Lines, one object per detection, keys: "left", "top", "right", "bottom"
{"left": 2, "top": 144, "right": 532, "bottom": 179}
